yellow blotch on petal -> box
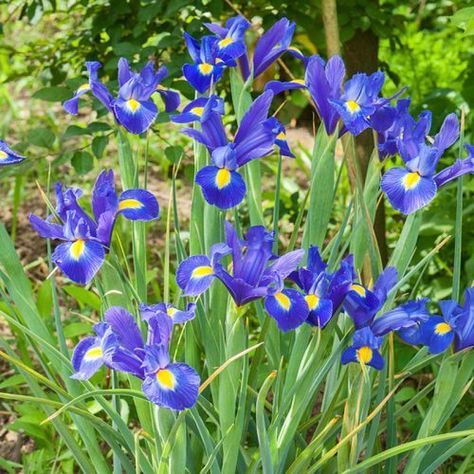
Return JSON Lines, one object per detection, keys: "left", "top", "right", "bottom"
{"left": 276, "top": 131, "right": 286, "bottom": 140}
{"left": 85, "top": 346, "right": 102, "bottom": 360}
{"left": 118, "top": 199, "right": 143, "bottom": 211}
{"left": 274, "top": 292, "right": 291, "bottom": 311}
{"left": 0, "top": 151, "right": 8, "bottom": 160}
{"left": 291, "top": 79, "right": 306, "bottom": 85}
{"left": 156, "top": 369, "right": 176, "bottom": 390}
{"left": 190, "top": 106, "right": 204, "bottom": 117}
{"left": 351, "top": 284, "right": 366, "bottom": 298}
{"left": 402, "top": 172, "right": 421, "bottom": 190}
{"left": 215, "top": 168, "right": 231, "bottom": 189}
{"left": 70, "top": 240, "right": 86, "bottom": 260}
{"left": 127, "top": 98, "right": 141, "bottom": 113}
{"left": 218, "top": 37, "right": 234, "bottom": 48}
{"left": 346, "top": 100, "right": 360, "bottom": 113}
{"left": 435, "top": 322, "right": 452, "bottom": 335}
{"left": 305, "top": 294, "right": 320, "bottom": 310}
{"left": 77, "top": 83, "right": 90, "bottom": 92}
{"left": 167, "top": 307, "right": 178, "bottom": 318}
{"left": 199, "top": 63, "right": 214, "bottom": 75}
{"left": 191, "top": 266, "right": 214, "bottom": 278}
{"left": 356, "top": 346, "right": 373, "bottom": 364}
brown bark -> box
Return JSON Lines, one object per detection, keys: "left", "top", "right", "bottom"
{"left": 321, "top": 0, "right": 341, "bottom": 56}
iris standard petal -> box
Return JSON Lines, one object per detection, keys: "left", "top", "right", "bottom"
{"left": 108, "top": 346, "right": 145, "bottom": 379}
{"left": 113, "top": 97, "right": 158, "bottom": 135}
{"left": 381, "top": 167, "right": 437, "bottom": 215}
{"left": 372, "top": 267, "right": 398, "bottom": 302}
{"left": 195, "top": 166, "right": 246, "bottom": 209}
{"left": 91, "top": 170, "right": 118, "bottom": 221}
{"left": 264, "top": 288, "right": 309, "bottom": 332}
{"left": 118, "top": 189, "right": 160, "bottom": 220}
{"left": 142, "top": 362, "right": 200, "bottom": 411}
{"left": 156, "top": 88, "right": 180, "bottom": 113}
{"left": 433, "top": 113, "right": 459, "bottom": 155}
{"left": 176, "top": 255, "right": 215, "bottom": 296}
{"left": 52, "top": 239, "right": 105, "bottom": 285}
{"left": 71, "top": 337, "right": 105, "bottom": 380}
{"left": 104, "top": 306, "right": 144, "bottom": 352}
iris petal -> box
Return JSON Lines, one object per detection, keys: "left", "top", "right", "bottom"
{"left": 71, "top": 337, "right": 104, "bottom": 380}
{"left": 113, "top": 98, "right": 157, "bottom": 135}
{"left": 195, "top": 166, "right": 246, "bottom": 209}
{"left": 142, "top": 362, "right": 200, "bottom": 410}
{"left": 264, "top": 288, "right": 309, "bottom": 332}
{"left": 118, "top": 189, "right": 160, "bottom": 220}
{"left": 381, "top": 167, "right": 437, "bottom": 215}
{"left": 176, "top": 255, "right": 215, "bottom": 296}
{"left": 52, "top": 239, "right": 105, "bottom": 285}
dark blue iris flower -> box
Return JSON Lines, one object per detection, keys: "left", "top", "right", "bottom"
{"left": 204, "top": 16, "right": 250, "bottom": 63}
{"left": 381, "top": 114, "right": 474, "bottom": 214}
{"left": 343, "top": 267, "right": 398, "bottom": 329}
{"left": 341, "top": 327, "right": 385, "bottom": 370}
{"left": 71, "top": 306, "right": 200, "bottom": 411}
{"left": 371, "top": 98, "right": 432, "bottom": 158}
{"left": 289, "top": 246, "right": 354, "bottom": 328}
{"left": 177, "top": 221, "right": 308, "bottom": 332}
{"left": 63, "top": 58, "right": 179, "bottom": 135}
{"left": 180, "top": 90, "right": 283, "bottom": 210}
{"left": 0, "top": 140, "right": 26, "bottom": 166}
{"left": 398, "top": 288, "right": 474, "bottom": 354}
{"left": 341, "top": 297, "right": 430, "bottom": 371}
{"left": 140, "top": 302, "right": 196, "bottom": 325}
{"left": 29, "top": 170, "right": 159, "bottom": 285}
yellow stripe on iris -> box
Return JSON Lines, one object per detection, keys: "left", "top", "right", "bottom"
{"left": 0, "top": 151, "right": 8, "bottom": 160}
{"left": 199, "top": 63, "right": 213, "bottom": 75}
{"left": 291, "top": 79, "right": 306, "bottom": 85}
{"left": 190, "top": 106, "right": 204, "bottom": 117}
{"left": 156, "top": 369, "right": 176, "bottom": 390}
{"left": 274, "top": 292, "right": 291, "bottom": 311}
{"left": 215, "top": 168, "right": 231, "bottom": 189}
{"left": 402, "top": 172, "right": 421, "bottom": 190}
{"left": 167, "top": 307, "right": 178, "bottom": 318}
{"left": 84, "top": 346, "right": 103, "bottom": 361}
{"left": 435, "top": 322, "right": 452, "bottom": 335}
{"left": 191, "top": 266, "right": 213, "bottom": 278}
{"left": 351, "top": 284, "right": 366, "bottom": 298}
{"left": 77, "top": 83, "right": 90, "bottom": 92}
{"left": 70, "top": 240, "right": 86, "bottom": 260}
{"left": 356, "top": 346, "right": 373, "bottom": 364}
{"left": 218, "top": 37, "right": 234, "bottom": 48}
{"left": 276, "top": 131, "right": 286, "bottom": 140}
{"left": 305, "top": 294, "right": 320, "bottom": 310}
{"left": 118, "top": 199, "right": 143, "bottom": 211}
{"left": 127, "top": 98, "right": 141, "bottom": 113}
{"left": 345, "top": 100, "right": 360, "bottom": 113}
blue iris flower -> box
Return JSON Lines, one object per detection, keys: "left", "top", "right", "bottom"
{"left": 204, "top": 15, "right": 250, "bottom": 63}
{"left": 381, "top": 114, "right": 474, "bottom": 215}
{"left": 63, "top": 58, "right": 179, "bottom": 135}
{"left": 0, "top": 140, "right": 26, "bottom": 166}
{"left": 182, "top": 34, "right": 228, "bottom": 93}
{"left": 180, "top": 90, "right": 282, "bottom": 209}
{"left": 29, "top": 170, "right": 159, "bottom": 285}
{"left": 400, "top": 288, "right": 474, "bottom": 354}
{"left": 266, "top": 54, "right": 399, "bottom": 137}
{"left": 341, "top": 298, "right": 430, "bottom": 371}
{"left": 177, "top": 221, "right": 308, "bottom": 332}
{"left": 343, "top": 267, "right": 398, "bottom": 329}
{"left": 371, "top": 98, "right": 432, "bottom": 158}
{"left": 71, "top": 307, "right": 200, "bottom": 411}
{"left": 289, "top": 246, "right": 354, "bottom": 328}
{"left": 341, "top": 327, "right": 385, "bottom": 370}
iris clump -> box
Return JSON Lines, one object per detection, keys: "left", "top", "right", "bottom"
{"left": 29, "top": 170, "right": 159, "bottom": 284}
